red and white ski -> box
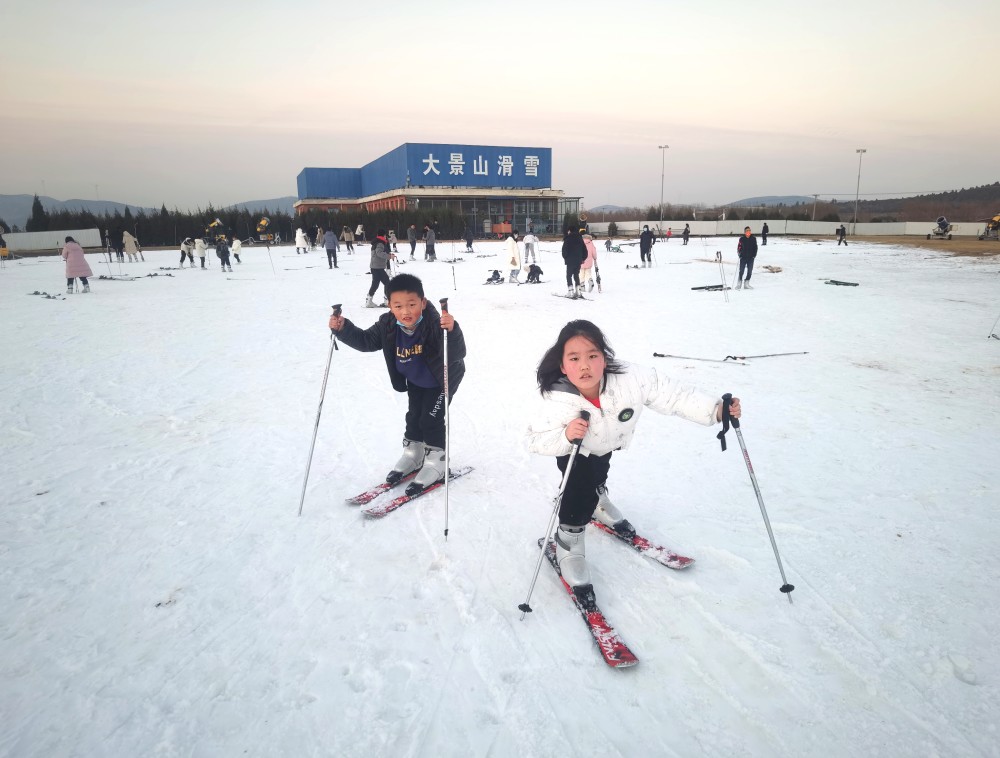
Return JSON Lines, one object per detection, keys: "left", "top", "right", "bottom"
{"left": 362, "top": 467, "right": 473, "bottom": 518}
{"left": 539, "top": 539, "right": 638, "bottom": 668}
{"left": 590, "top": 521, "right": 695, "bottom": 570}
{"left": 344, "top": 472, "right": 418, "bottom": 506}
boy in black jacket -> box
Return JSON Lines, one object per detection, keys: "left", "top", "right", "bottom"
{"left": 736, "top": 226, "right": 758, "bottom": 290}
{"left": 328, "top": 273, "right": 467, "bottom": 494}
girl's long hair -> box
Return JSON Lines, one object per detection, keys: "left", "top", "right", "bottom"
{"left": 536, "top": 320, "right": 624, "bottom": 394}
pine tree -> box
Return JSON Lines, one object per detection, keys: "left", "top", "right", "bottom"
{"left": 25, "top": 195, "right": 49, "bottom": 232}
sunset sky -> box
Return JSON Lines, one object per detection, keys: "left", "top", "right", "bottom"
{"left": 2, "top": 0, "right": 998, "bottom": 210}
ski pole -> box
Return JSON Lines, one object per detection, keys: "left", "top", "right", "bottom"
{"left": 518, "top": 410, "right": 591, "bottom": 620}
{"left": 719, "top": 393, "right": 795, "bottom": 602}
{"left": 266, "top": 246, "right": 277, "bottom": 277}
{"left": 452, "top": 264, "right": 457, "bottom": 291}
{"left": 724, "top": 352, "right": 809, "bottom": 361}
{"left": 716, "top": 251, "right": 729, "bottom": 303}
{"left": 440, "top": 297, "right": 451, "bottom": 539}
{"left": 297, "top": 304, "right": 342, "bottom": 517}
{"left": 988, "top": 310, "right": 1000, "bottom": 339}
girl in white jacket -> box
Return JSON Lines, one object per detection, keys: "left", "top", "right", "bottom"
{"left": 526, "top": 320, "right": 741, "bottom": 597}
{"left": 231, "top": 236, "right": 242, "bottom": 264}
{"left": 295, "top": 228, "right": 308, "bottom": 254}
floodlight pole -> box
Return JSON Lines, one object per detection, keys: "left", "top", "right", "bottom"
{"left": 658, "top": 144, "right": 669, "bottom": 233}
{"left": 853, "top": 148, "right": 867, "bottom": 235}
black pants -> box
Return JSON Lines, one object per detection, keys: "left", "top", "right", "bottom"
{"left": 199, "top": 257, "right": 206, "bottom": 268}
{"left": 640, "top": 248, "right": 651, "bottom": 263}
{"left": 556, "top": 452, "right": 612, "bottom": 526}
{"left": 404, "top": 382, "right": 456, "bottom": 450}
{"left": 425, "top": 245, "right": 435, "bottom": 261}
{"left": 738, "top": 256, "right": 755, "bottom": 281}
{"left": 326, "top": 248, "right": 338, "bottom": 268}
{"left": 410, "top": 241, "right": 416, "bottom": 255}
{"left": 837, "top": 237, "right": 847, "bottom": 246}
{"left": 218, "top": 252, "right": 231, "bottom": 268}
{"left": 565, "top": 261, "right": 581, "bottom": 287}
{"left": 368, "top": 268, "right": 390, "bottom": 297}
{"left": 67, "top": 277, "right": 89, "bottom": 287}
{"left": 180, "top": 251, "right": 193, "bottom": 265}
{"left": 761, "top": 234, "right": 767, "bottom": 245}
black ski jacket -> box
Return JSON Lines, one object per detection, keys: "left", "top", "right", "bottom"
{"left": 639, "top": 229, "right": 655, "bottom": 253}
{"left": 562, "top": 232, "right": 587, "bottom": 265}
{"left": 737, "top": 234, "right": 758, "bottom": 258}
{"left": 336, "top": 302, "right": 467, "bottom": 393}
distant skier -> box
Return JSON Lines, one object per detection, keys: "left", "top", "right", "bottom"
{"left": 295, "top": 228, "right": 309, "bottom": 254}
{"left": 580, "top": 233, "right": 598, "bottom": 292}
{"left": 683, "top": 223, "right": 691, "bottom": 245}
{"left": 561, "top": 226, "right": 587, "bottom": 298}
{"left": 423, "top": 224, "right": 437, "bottom": 262}
{"left": 639, "top": 225, "right": 655, "bottom": 267}
{"left": 123, "top": 230, "right": 143, "bottom": 262}
{"left": 194, "top": 237, "right": 208, "bottom": 268}
{"left": 526, "top": 319, "right": 741, "bottom": 601}
{"left": 407, "top": 224, "right": 418, "bottom": 259}
{"left": 215, "top": 236, "right": 233, "bottom": 273}
{"left": 340, "top": 225, "right": 354, "bottom": 254}
{"left": 230, "top": 235, "right": 242, "bottom": 264}
{"left": 761, "top": 222, "right": 769, "bottom": 246}
{"left": 837, "top": 224, "right": 848, "bottom": 246}
{"left": 62, "top": 236, "right": 92, "bottom": 293}
{"left": 736, "top": 226, "right": 758, "bottom": 290}
{"left": 179, "top": 237, "right": 195, "bottom": 267}
{"left": 328, "top": 272, "right": 466, "bottom": 496}
{"left": 365, "top": 229, "right": 395, "bottom": 307}
{"left": 506, "top": 230, "right": 521, "bottom": 283}
{"left": 388, "top": 229, "right": 399, "bottom": 253}
{"left": 522, "top": 231, "right": 537, "bottom": 264}
{"left": 324, "top": 228, "right": 340, "bottom": 269}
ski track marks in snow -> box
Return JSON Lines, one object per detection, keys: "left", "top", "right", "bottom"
{"left": 2, "top": 240, "right": 999, "bottom": 758}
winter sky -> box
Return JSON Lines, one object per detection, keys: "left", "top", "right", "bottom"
{"left": 2, "top": 0, "right": 998, "bottom": 210}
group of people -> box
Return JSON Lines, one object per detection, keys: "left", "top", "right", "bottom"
{"left": 326, "top": 272, "right": 742, "bottom": 605}
{"left": 177, "top": 236, "right": 242, "bottom": 270}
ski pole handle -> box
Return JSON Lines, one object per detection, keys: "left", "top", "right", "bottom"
{"left": 330, "top": 303, "right": 342, "bottom": 349}
{"left": 439, "top": 297, "right": 449, "bottom": 313}
{"left": 717, "top": 393, "right": 733, "bottom": 450}
{"left": 571, "top": 409, "right": 591, "bottom": 446}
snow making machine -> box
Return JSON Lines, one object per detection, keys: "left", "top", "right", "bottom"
{"left": 927, "top": 216, "right": 953, "bottom": 240}
{"left": 255, "top": 216, "right": 276, "bottom": 244}
{"left": 205, "top": 217, "right": 229, "bottom": 243}
{"left": 978, "top": 213, "right": 1000, "bottom": 241}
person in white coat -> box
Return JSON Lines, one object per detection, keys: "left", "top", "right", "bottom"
{"left": 295, "top": 228, "right": 308, "bottom": 254}
{"left": 123, "top": 230, "right": 143, "bottom": 262}
{"left": 505, "top": 230, "right": 521, "bottom": 283}
{"left": 230, "top": 235, "right": 242, "bottom": 264}
{"left": 194, "top": 237, "right": 209, "bottom": 268}
{"left": 179, "top": 237, "right": 195, "bottom": 267}
{"left": 526, "top": 320, "right": 741, "bottom": 600}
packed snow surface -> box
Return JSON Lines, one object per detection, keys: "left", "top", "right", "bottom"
{"left": 1, "top": 237, "right": 998, "bottom": 757}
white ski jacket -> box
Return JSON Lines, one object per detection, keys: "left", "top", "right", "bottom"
{"left": 194, "top": 239, "right": 208, "bottom": 257}
{"left": 526, "top": 362, "right": 721, "bottom": 458}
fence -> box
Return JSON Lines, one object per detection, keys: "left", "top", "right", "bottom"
{"left": 586, "top": 220, "right": 986, "bottom": 238}
{"left": 3, "top": 228, "right": 104, "bottom": 252}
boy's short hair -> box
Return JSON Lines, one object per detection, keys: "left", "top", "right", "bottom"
{"left": 744, "top": 226, "right": 752, "bottom": 232}
{"left": 386, "top": 273, "right": 424, "bottom": 298}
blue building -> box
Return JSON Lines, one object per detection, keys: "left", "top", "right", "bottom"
{"left": 295, "top": 143, "right": 580, "bottom": 236}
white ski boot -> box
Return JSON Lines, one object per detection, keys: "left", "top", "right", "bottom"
{"left": 594, "top": 484, "right": 635, "bottom": 538}
{"left": 365, "top": 296, "right": 378, "bottom": 308}
{"left": 567, "top": 286, "right": 575, "bottom": 298}
{"left": 386, "top": 438, "right": 425, "bottom": 484}
{"left": 82, "top": 284, "right": 91, "bottom": 293}
{"left": 743, "top": 282, "right": 753, "bottom": 290}
{"left": 66, "top": 285, "right": 73, "bottom": 294}
{"left": 555, "top": 524, "right": 591, "bottom": 588}
{"left": 405, "top": 445, "right": 446, "bottom": 495}
{"left": 735, "top": 280, "right": 742, "bottom": 290}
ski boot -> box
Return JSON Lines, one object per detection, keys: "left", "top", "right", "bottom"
{"left": 555, "top": 524, "right": 595, "bottom": 604}
{"left": 594, "top": 484, "right": 635, "bottom": 539}
{"left": 386, "top": 438, "right": 425, "bottom": 484}
{"left": 365, "top": 296, "right": 379, "bottom": 308}
{"left": 405, "top": 445, "right": 446, "bottom": 495}
{"left": 82, "top": 284, "right": 91, "bottom": 293}
{"left": 744, "top": 282, "right": 752, "bottom": 290}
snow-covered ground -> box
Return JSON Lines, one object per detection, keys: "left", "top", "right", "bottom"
{"left": 1, "top": 236, "right": 998, "bottom": 757}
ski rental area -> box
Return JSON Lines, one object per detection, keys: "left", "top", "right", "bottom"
{"left": 1, "top": 236, "right": 998, "bottom": 757}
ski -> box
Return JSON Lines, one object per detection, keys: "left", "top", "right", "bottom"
{"left": 590, "top": 521, "right": 695, "bottom": 570}
{"left": 538, "top": 538, "right": 638, "bottom": 668}
{"left": 362, "top": 466, "right": 473, "bottom": 518}
{"left": 552, "top": 293, "right": 591, "bottom": 301}
{"left": 344, "top": 471, "right": 420, "bottom": 505}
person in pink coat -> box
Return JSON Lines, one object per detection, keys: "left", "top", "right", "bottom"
{"left": 580, "top": 233, "right": 598, "bottom": 292}
{"left": 62, "top": 236, "right": 93, "bottom": 293}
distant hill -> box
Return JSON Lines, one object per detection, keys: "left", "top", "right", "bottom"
{"left": 588, "top": 204, "right": 627, "bottom": 213}
{"left": 0, "top": 194, "right": 298, "bottom": 230}
{"left": 728, "top": 195, "right": 817, "bottom": 207}
{"left": 0, "top": 195, "right": 156, "bottom": 230}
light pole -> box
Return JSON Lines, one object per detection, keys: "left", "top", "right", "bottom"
{"left": 853, "top": 148, "right": 866, "bottom": 235}
{"left": 658, "top": 144, "right": 669, "bottom": 234}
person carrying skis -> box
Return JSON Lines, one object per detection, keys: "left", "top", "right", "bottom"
{"left": 638, "top": 225, "right": 655, "bottom": 267}
{"left": 736, "top": 226, "right": 758, "bottom": 290}
{"left": 328, "top": 273, "right": 466, "bottom": 495}
{"left": 526, "top": 319, "right": 740, "bottom": 598}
